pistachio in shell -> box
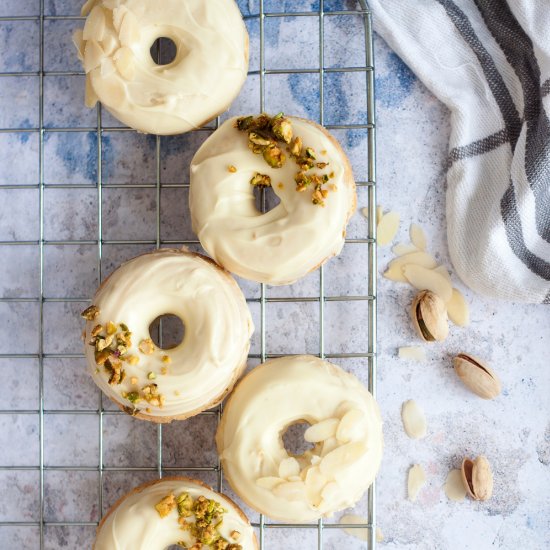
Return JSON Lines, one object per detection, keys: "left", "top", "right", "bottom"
{"left": 410, "top": 290, "right": 449, "bottom": 342}
{"left": 461, "top": 455, "right": 493, "bottom": 501}
{"left": 453, "top": 353, "right": 501, "bottom": 399}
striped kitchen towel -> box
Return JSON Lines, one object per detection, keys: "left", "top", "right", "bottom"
{"left": 369, "top": 0, "right": 550, "bottom": 303}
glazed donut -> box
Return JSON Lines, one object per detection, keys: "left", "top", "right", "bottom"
{"left": 189, "top": 114, "right": 357, "bottom": 285}
{"left": 94, "top": 477, "right": 258, "bottom": 549}
{"left": 73, "top": 0, "right": 249, "bottom": 134}
{"left": 216, "top": 355, "right": 383, "bottom": 522}
{"left": 81, "top": 249, "right": 253, "bottom": 422}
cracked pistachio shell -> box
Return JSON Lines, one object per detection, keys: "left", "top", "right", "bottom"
{"left": 461, "top": 455, "right": 493, "bottom": 501}
{"left": 411, "top": 290, "right": 449, "bottom": 342}
{"left": 453, "top": 353, "right": 501, "bottom": 399}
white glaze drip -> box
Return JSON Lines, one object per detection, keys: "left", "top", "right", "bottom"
{"left": 94, "top": 478, "right": 257, "bottom": 549}
{"left": 76, "top": 0, "right": 248, "bottom": 134}
{"left": 189, "top": 117, "right": 356, "bottom": 285}
{"left": 216, "top": 356, "right": 383, "bottom": 522}
{"left": 84, "top": 249, "right": 253, "bottom": 419}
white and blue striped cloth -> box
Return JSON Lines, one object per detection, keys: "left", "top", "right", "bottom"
{"left": 370, "top": 0, "right": 550, "bottom": 303}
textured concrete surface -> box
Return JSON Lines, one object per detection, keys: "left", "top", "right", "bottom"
{"left": 0, "top": 1, "right": 548, "bottom": 549}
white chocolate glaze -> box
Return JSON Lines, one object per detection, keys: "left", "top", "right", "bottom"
{"left": 74, "top": 0, "right": 248, "bottom": 134}
{"left": 216, "top": 356, "right": 383, "bottom": 522}
{"left": 94, "top": 477, "right": 257, "bottom": 549}
{"left": 189, "top": 116, "right": 357, "bottom": 285}
{"left": 84, "top": 249, "right": 253, "bottom": 421}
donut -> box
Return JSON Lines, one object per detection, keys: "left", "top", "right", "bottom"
{"left": 81, "top": 249, "right": 253, "bottom": 422}
{"left": 189, "top": 114, "right": 357, "bottom": 285}
{"left": 216, "top": 355, "right": 383, "bottom": 522}
{"left": 73, "top": 0, "right": 249, "bottom": 134}
{"left": 94, "top": 477, "right": 258, "bottom": 549}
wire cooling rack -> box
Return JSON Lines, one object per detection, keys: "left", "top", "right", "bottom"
{"left": 0, "top": 0, "right": 376, "bottom": 548}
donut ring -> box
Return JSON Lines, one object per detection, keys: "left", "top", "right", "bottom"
{"left": 189, "top": 115, "right": 357, "bottom": 285}
{"left": 94, "top": 477, "right": 258, "bottom": 549}
{"left": 216, "top": 355, "right": 383, "bottom": 522}
{"left": 82, "top": 249, "right": 253, "bottom": 422}
{"left": 73, "top": 0, "right": 249, "bottom": 134}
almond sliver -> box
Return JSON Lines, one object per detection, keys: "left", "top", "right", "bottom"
{"left": 339, "top": 514, "right": 370, "bottom": 542}
{"left": 383, "top": 263, "right": 408, "bottom": 283}
{"left": 401, "top": 399, "right": 427, "bottom": 439}
{"left": 403, "top": 264, "right": 453, "bottom": 302}
{"left": 392, "top": 242, "right": 418, "bottom": 256}
{"left": 278, "top": 457, "right": 300, "bottom": 479}
{"left": 83, "top": 5, "right": 106, "bottom": 42}
{"left": 304, "top": 418, "right": 339, "bottom": 443}
{"left": 398, "top": 346, "right": 426, "bottom": 362}
{"left": 410, "top": 223, "right": 427, "bottom": 250}
{"left": 408, "top": 464, "right": 426, "bottom": 502}
{"left": 377, "top": 211, "right": 400, "bottom": 246}
{"left": 388, "top": 251, "right": 437, "bottom": 271}
{"left": 444, "top": 469, "right": 467, "bottom": 501}
{"left": 447, "top": 288, "right": 470, "bottom": 326}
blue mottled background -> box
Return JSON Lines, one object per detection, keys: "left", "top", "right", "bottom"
{"left": 0, "top": 1, "right": 549, "bottom": 549}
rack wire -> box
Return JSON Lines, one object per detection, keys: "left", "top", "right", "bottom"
{"left": 0, "top": 0, "right": 376, "bottom": 548}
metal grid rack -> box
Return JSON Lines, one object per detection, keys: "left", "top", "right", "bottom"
{"left": 0, "top": 0, "right": 377, "bottom": 548}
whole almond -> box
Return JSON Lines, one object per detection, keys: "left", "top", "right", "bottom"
{"left": 453, "top": 353, "right": 501, "bottom": 399}
{"left": 461, "top": 455, "right": 493, "bottom": 501}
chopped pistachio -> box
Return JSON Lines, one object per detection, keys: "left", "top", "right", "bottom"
{"left": 161, "top": 366, "right": 168, "bottom": 375}
{"left": 289, "top": 136, "right": 302, "bottom": 157}
{"left": 119, "top": 322, "right": 129, "bottom": 332}
{"left": 329, "top": 171, "right": 335, "bottom": 178}
{"left": 155, "top": 494, "right": 177, "bottom": 518}
{"left": 316, "top": 162, "right": 329, "bottom": 169}
{"left": 231, "top": 530, "right": 241, "bottom": 540}
{"left": 248, "top": 132, "right": 272, "bottom": 147}
{"left": 91, "top": 324, "right": 103, "bottom": 337}
{"left": 305, "top": 147, "right": 316, "bottom": 159}
{"left": 177, "top": 492, "right": 193, "bottom": 517}
{"left": 277, "top": 182, "right": 284, "bottom": 189}
{"left": 161, "top": 355, "right": 172, "bottom": 364}
{"left": 263, "top": 145, "right": 286, "bottom": 168}
{"left": 81, "top": 305, "right": 100, "bottom": 320}
{"left": 228, "top": 165, "right": 237, "bottom": 173}
{"left": 147, "top": 371, "right": 156, "bottom": 380}
{"left": 234, "top": 115, "right": 254, "bottom": 131}
{"left": 95, "top": 335, "right": 113, "bottom": 352}
{"left": 271, "top": 115, "right": 293, "bottom": 143}
{"left": 145, "top": 407, "right": 152, "bottom": 413}
{"left": 250, "top": 172, "right": 271, "bottom": 187}
{"left": 126, "top": 355, "right": 139, "bottom": 365}
{"left": 321, "top": 149, "right": 327, "bottom": 155}
{"left": 130, "top": 376, "right": 138, "bottom": 385}
{"left": 94, "top": 349, "right": 111, "bottom": 365}
{"left": 106, "top": 321, "right": 117, "bottom": 335}
{"left": 174, "top": 390, "right": 181, "bottom": 396}
{"left": 138, "top": 338, "right": 155, "bottom": 355}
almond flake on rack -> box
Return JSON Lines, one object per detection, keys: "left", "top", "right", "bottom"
{"left": 398, "top": 346, "right": 426, "bottom": 362}
{"left": 408, "top": 464, "right": 426, "bottom": 502}
{"left": 447, "top": 288, "right": 470, "bottom": 326}
{"left": 401, "top": 399, "right": 427, "bottom": 439}
{"left": 409, "top": 223, "right": 427, "bottom": 250}
{"left": 377, "top": 210, "right": 400, "bottom": 246}
{"left": 403, "top": 264, "right": 453, "bottom": 302}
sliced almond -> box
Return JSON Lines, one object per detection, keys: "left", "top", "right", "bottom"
{"left": 447, "top": 288, "right": 470, "bottom": 326}
{"left": 83, "top": 5, "right": 106, "bottom": 42}
{"left": 84, "top": 75, "right": 98, "bottom": 108}
{"left": 388, "top": 251, "right": 438, "bottom": 271}
{"left": 101, "top": 33, "right": 119, "bottom": 57}
{"left": 272, "top": 480, "right": 307, "bottom": 501}
{"left": 401, "top": 399, "right": 427, "bottom": 439}
{"left": 376, "top": 205, "right": 384, "bottom": 225}
{"left": 377, "top": 211, "right": 400, "bottom": 246}
{"left": 304, "top": 466, "right": 327, "bottom": 506}
{"left": 403, "top": 264, "right": 453, "bottom": 302}
{"left": 392, "top": 242, "right": 418, "bottom": 256}
{"left": 119, "top": 9, "right": 140, "bottom": 46}
{"left": 100, "top": 57, "right": 116, "bottom": 78}
{"left": 398, "top": 346, "right": 427, "bottom": 362}
{"left": 278, "top": 457, "right": 300, "bottom": 479}
{"left": 408, "top": 464, "right": 426, "bottom": 502}
{"left": 336, "top": 409, "right": 366, "bottom": 443}
{"left": 433, "top": 264, "right": 452, "bottom": 282}
{"left": 410, "top": 223, "right": 427, "bottom": 250}
{"left": 81, "top": 0, "right": 98, "bottom": 17}
{"left": 256, "top": 476, "right": 283, "bottom": 490}
{"left": 320, "top": 481, "right": 339, "bottom": 502}
{"left": 383, "top": 263, "right": 408, "bottom": 283}
{"left": 304, "top": 418, "right": 339, "bottom": 443}
{"left": 72, "top": 29, "right": 85, "bottom": 61}
{"left": 112, "top": 6, "right": 129, "bottom": 32}
{"left": 444, "top": 469, "right": 467, "bottom": 501}
{"left": 320, "top": 436, "right": 338, "bottom": 457}
{"left": 113, "top": 46, "right": 136, "bottom": 81}
{"left": 319, "top": 441, "right": 367, "bottom": 477}
{"left": 339, "top": 514, "right": 370, "bottom": 541}
{"left": 83, "top": 40, "right": 104, "bottom": 74}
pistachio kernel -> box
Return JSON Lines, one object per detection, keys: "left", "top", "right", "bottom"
{"left": 106, "top": 321, "right": 117, "bottom": 335}
{"left": 305, "top": 147, "right": 316, "bottom": 159}
{"left": 289, "top": 136, "right": 303, "bottom": 157}
{"left": 126, "top": 355, "right": 139, "bottom": 365}
{"left": 138, "top": 338, "right": 155, "bottom": 355}
{"left": 248, "top": 132, "right": 272, "bottom": 147}
{"left": 228, "top": 165, "right": 237, "bottom": 173}
{"left": 147, "top": 371, "right": 156, "bottom": 380}
{"left": 91, "top": 324, "right": 103, "bottom": 337}
{"left": 119, "top": 322, "right": 129, "bottom": 332}
{"left": 271, "top": 115, "right": 293, "bottom": 143}
{"left": 263, "top": 145, "right": 286, "bottom": 168}
{"left": 81, "top": 305, "right": 100, "bottom": 320}
{"left": 130, "top": 376, "right": 138, "bottom": 385}
{"left": 161, "top": 355, "right": 172, "bottom": 364}
{"left": 250, "top": 172, "right": 272, "bottom": 187}
{"left": 155, "top": 494, "right": 177, "bottom": 518}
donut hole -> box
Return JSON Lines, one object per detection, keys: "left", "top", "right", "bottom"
{"left": 282, "top": 421, "right": 315, "bottom": 457}
{"left": 149, "top": 314, "right": 185, "bottom": 350}
{"left": 254, "top": 184, "right": 281, "bottom": 213}
{"left": 150, "top": 36, "right": 178, "bottom": 65}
